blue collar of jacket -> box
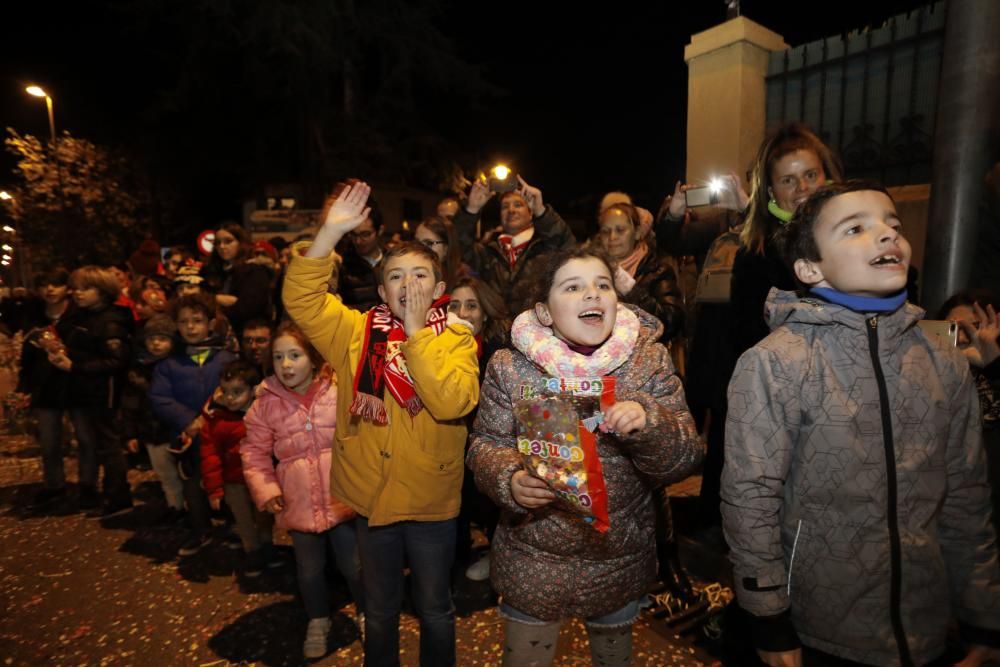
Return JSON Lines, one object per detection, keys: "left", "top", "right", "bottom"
{"left": 809, "top": 287, "right": 907, "bottom": 313}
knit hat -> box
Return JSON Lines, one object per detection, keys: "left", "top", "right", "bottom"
{"left": 252, "top": 240, "right": 279, "bottom": 263}
{"left": 128, "top": 240, "right": 162, "bottom": 277}
{"left": 141, "top": 314, "right": 176, "bottom": 340}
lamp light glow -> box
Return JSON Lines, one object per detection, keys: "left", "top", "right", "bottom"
{"left": 25, "top": 85, "right": 48, "bottom": 98}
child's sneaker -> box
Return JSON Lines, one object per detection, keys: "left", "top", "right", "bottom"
{"left": 465, "top": 551, "right": 491, "bottom": 581}
{"left": 178, "top": 532, "right": 212, "bottom": 557}
{"left": 303, "top": 617, "right": 331, "bottom": 659}
{"left": 244, "top": 549, "right": 264, "bottom": 578}
{"left": 30, "top": 487, "right": 67, "bottom": 509}
{"left": 91, "top": 496, "right": 134, "bottom": 520}
{"left": 261, "top": 543, "right": 283, "bottom": 569}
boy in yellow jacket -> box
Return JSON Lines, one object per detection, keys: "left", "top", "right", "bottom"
{"left": 283, "top": 181, "right": 479, "bottom": 666}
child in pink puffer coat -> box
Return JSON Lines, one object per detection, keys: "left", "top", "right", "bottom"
{"left": 241, "top": 321, "right": 364, "bottom": 660}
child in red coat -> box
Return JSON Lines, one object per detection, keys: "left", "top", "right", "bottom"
{"left": 200, "top": 359, "right": 274, "bottom": 576}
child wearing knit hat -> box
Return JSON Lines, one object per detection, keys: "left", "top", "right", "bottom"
{"left": 121, "top": 314, "right": 185, "bottom": 523}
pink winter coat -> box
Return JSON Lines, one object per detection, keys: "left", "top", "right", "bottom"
{"left": 240, "top": 374, "right": 355, "bottom": 533}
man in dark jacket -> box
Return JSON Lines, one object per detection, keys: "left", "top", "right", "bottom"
{"left": 453, "top": 177, "right": 575, "bottom": 314}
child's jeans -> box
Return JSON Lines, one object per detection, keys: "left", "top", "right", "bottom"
{"left": 69, "top": 407, "right": 129, "bottom": 503}
{"left": 289, "top": 522, "right": 365, "bottom": 619}
{"left": 35, "top": 408, "right": 67, "bottom": 490}
{"left": 146, "top": 443, "right": 183, "bottom": 510}
{"left": 178, "top": 444, "right": 211, "bottom": 536}
{"left": 356, "top": 517, "right": 456, "bottom": 667}
{"left": 499, "top": 600, "right": 639, "bottom": 667}
{"left": 223, "top": 483, "right": 273, "bottom": 553}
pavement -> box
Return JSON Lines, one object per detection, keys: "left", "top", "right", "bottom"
{"left": 0, "top": 429, "right": 730, "bottom": 666}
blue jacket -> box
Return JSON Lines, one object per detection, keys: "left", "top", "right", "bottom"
{"left": 150, "top": 346, "right": 236, "bottom": 438}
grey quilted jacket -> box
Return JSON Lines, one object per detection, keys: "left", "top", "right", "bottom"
{"left": 468, "top": 306, "right": 702, "bottom": 621}
{"left": 722, "top": 289, "right": 1000, "bottom": 665}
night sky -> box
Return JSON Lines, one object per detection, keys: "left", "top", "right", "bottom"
{"left": 0, "top": 0, "right": 934, "bottom": 237}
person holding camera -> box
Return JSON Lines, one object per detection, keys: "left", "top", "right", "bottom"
{"left": 453, "top": 175, "right": 576, "bottom": 314}
{"left": 655, "top": 172, "right": 749, "bottom": 270}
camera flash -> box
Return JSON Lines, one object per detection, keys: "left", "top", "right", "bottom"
{"left": 493, "top": 165, "right": 510, "bottom": 180}
{"left": 709, "top": 178, "right": 723, "bottom": 193}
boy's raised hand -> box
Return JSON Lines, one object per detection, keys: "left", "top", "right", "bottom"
{"left": 306, "top": 181, "right": 372, "bottom": 258}
{"left": 323, "top": 182, "right": 371, "bottom": 233}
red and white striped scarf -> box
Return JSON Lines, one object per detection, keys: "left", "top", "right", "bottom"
{"left": 350, "top": 295, "right": 451, "bottom": 425}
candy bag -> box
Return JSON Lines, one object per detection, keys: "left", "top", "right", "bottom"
{"left": 513, "top": 376, "right": 615, "bottom": 532}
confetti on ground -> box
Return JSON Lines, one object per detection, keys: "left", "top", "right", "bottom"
{"left": 0, "top": 431, "right": 720, "bottom": 665}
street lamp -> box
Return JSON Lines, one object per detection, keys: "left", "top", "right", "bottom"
{"left": 0, "top": 191, "right": 11, "bottom": 201}
{"left": 25, "top": 85, "right": 56, "bottom": 144}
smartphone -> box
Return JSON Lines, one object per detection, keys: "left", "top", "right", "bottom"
{"left": 684, "top": 186, "right": 714, "bottom": 208}
{"left": 917, "top": 320, "right": 959, "bottom": 347}
{"left": 488, "top": 170, "right": 517, "bottom": 194}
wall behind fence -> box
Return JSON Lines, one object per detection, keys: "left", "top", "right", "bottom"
{"left": 765, "top": 2, "right": 945, "bottom": 186}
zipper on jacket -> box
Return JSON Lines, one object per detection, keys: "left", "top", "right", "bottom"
{"left": 865, "top": 316, "right": 913, "bottom": 667}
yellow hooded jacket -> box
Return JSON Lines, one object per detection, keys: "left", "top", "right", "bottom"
{"left": 282, "top": 244, "right": 480, "bottom": 526}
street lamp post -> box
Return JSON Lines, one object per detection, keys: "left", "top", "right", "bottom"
{"left": 25, "top": 85, "right": 56, "bottom": 144}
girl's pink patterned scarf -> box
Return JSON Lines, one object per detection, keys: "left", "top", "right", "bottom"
{"left": 511, "top": 304, "right": 639, "bottom": 377}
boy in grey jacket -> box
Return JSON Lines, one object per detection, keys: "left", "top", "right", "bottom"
{"left": 722, "top": 181, "right": 1000, "bottom": 666}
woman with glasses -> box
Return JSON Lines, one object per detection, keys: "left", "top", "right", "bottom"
{"left": 414, "top": 215, "right": 470, "bottom": 290}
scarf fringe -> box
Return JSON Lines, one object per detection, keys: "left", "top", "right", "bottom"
{"left": 404, "top": 396, "right": 423, "bottom": 417}
{"left": 350, "top": 392, "right": 388, "bottom": 426}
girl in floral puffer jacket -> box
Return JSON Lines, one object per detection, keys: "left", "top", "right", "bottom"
{"left": 241, "top": 321, "right": 364, "bottom": 660}
{"left": 468, "top": 247, "right": 702, "bottom": 667}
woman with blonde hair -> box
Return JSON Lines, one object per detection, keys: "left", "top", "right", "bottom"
{"left": 732, "top": 123, "right": 842, "bottom": 355}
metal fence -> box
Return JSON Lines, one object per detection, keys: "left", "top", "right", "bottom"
{"left": 765, "top": 2, "right": 945, "bottom": 185}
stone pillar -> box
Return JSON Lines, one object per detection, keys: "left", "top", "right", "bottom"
{"left": 684, "top": 17, "right": 787, "bottom": 184}
{"left": 924, "top": 0, "right": 1000, "bottom": 314}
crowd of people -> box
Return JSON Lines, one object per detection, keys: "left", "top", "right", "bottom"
{"left": 1, "top": 121, "right": 999, "bottom": 666}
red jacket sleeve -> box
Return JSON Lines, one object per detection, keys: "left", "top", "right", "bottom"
{"left": 199, "top": 415, "right": 225, "bottom": 501}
